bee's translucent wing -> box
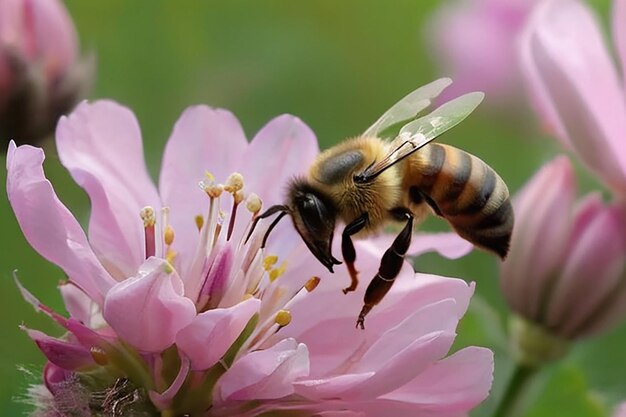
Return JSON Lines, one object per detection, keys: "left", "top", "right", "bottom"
{"left": 354, "top": 92, "right": 485, "bottom": 183}
{"left": 363, "top": 78, "right": 452, "bottom": 138}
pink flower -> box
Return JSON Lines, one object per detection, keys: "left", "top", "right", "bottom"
{"left": 501, "top": 156, "right": 626, "bottom": 347}
{"left": 520, "top": 0, "right": 626, "bottom": 193}
{"left": 0, "top": 0, "right": 93, "bottom": 146}
{"left": 426, "top": 0, "right": 536, "bottom": 106}
{"left": 7, "top": 101, "right": 493, "bottom": 416}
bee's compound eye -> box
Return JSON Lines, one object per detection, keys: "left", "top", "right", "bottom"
{"left": 297, "top": 193, "right": 332, "bottom": 234}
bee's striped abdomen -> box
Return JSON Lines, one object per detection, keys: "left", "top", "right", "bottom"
{"left": 403, "top": 143, "right": 513, "bottom": 258}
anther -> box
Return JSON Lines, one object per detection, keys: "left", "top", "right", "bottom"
{"left": 204, "top": 183, "right": 224, "bottom": 198}
{"left": 195, "top": 215, "right": 204, "bottom": 232}
{"left": 90, "top": 346, "right": 108, "bottom": 366}
{"left": 304, "top": 276, "right": 321, "bottom": 292}
{"left": 164, "top": 225, "right": 175, "bottom": 246}
{"left": 274, "top": 309, "right": 292, "bottom": 327}
{"left": 166, "top": 248, "right": 177, "bottom": 264}
{"left": 263, "top": 255, "right": 278, "bottom": 271}
{"left": 140, "top": 206, "right": 156, "bottom": 258}
{"left": 224, "top": 172, "right": 244, "bottom": 193}
{"left": 269, "top": 262, "right": 287, "bottom": 282}
{"left": 246, "top": 193, "right": 262, "bottom": 214}
{"left": 140, "top": 207, "right": 156, "bottom": 228}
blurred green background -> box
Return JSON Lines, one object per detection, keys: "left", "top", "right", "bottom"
{"left": 1, "top": 0, "right": 624, "bottom": 416}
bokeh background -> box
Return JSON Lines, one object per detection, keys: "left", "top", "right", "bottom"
{"left": 1, "top": 0, "right": 624, "bottom": 415}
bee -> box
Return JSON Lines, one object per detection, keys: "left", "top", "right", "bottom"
{"left": 250, "top": 78, "right": 513, "bottom": 328}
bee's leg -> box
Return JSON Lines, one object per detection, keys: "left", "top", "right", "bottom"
{"left": 341, "top": 213, "right": 369, "bottom": 294}
{"left": 357, "top": 210, "right": 413, "bottom": 329}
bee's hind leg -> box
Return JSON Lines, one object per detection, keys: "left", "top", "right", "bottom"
{"left": 357, "top": 209, "right": 413, "bottom": 329}
{"left": 341, "top": 213, "right": 369, "bottom": 294}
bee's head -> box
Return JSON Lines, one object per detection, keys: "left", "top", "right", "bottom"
{"left": 288, "top": 179, "right": 342, "bottom": 272}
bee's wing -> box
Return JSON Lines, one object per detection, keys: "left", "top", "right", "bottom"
{"left": 354, "top": 92, "right": 485, "bottom": 183}
{"left": 363, "top": 78, "right": 452, "bottom": 138}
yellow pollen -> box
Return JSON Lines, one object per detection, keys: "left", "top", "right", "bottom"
{"left": 140, "top": 206, "right": 156, "bottom": 228}
{"left": 274, "top": 309, "right": 292, "bottom": 327}
{"left": 204, "top": 171, "right": 215, "bottom": 182}
{"left": 234, "top": 189, "right": 245, "bottom": 205}
{"left": 195, "top": 215, "right": 204, "bottom": 231}
{"left": 205, "top": 184, "right": 224, "bottom": 198}
{"left": 164, "top": 225, "right": 175, "bottom": 246}
{"left": 304, "top": 276, "right": 321, "bottom": 292}
{"left": 166, "top": 248, "right": 177, "bottom": 264}
{"left": 246, "top": 193, "right": 262, "bottom": 214}
{"left": 263, "top": 255, "right": 278, "bottom": 271}
{"left": 90, "top": 347, "right": 108, "bottom": 366}
{"left": 224, "top": 172, "right": 244, "bottom": 193}
{"left": 269, "top": 262, "right": 287, "bottom": 282}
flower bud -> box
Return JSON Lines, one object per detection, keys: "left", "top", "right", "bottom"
{"left": 501, "top": 157, "right": 626, "bottom": 346}
{"left": 0, "top": 0, "right": 94, "bottom": 148}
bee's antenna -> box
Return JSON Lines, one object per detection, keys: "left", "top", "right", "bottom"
{"left": 261, "top": 211, "right": 288, "bottom": 249}
{"left": 244, "top": 204, "right": 290, "bottom": 245}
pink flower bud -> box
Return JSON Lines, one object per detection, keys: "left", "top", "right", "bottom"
{"left": 501, "top": 156, "right": 626, "bottom": 343}
{"left": 0, "top": 0, "right": 93, "bottom": 146}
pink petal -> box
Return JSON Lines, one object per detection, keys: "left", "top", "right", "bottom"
{"left": 175, "top": 297, "right": 260, "bottom": 371}
{"left": 356, "top": 299, "right": 460, "bottom": 373}
{"left": 59, "top": 282, "right": 99, "bottom": 326}
{"left": 22, "top": 327, "right": 95, "bottom": 370}
{"left": 428, "top": 0, "right": 529, "bottom": 104}
{"left": 295, "top": 373, "right": 375, "bottom": 400}
{"left": 240, "top": 115, "right": 319, "bottom": 208}
{"left": 383, "top": 347, "right": 493, "bottom": 412}
{"left": 549, "top": 204, "right": 626, "bottom": 338}
{"left": 159, "top": 106, "right": 247, "bottom": 276}
{"left": 29, "top": 0, "right": 78, "bottom": 79}
{"left": 43, "top": 362, "right": 74, "bottom": 395}
{"left": 218, "top": 338, "right": 309, "bottom": 401}
{"left": 519, "top": 0, "right": 568, "bottom": 143}
{"left": 340, "top": 331, "right": 456, "bottom": 399}
{"left": 56, "top": 101, "right": 161, "bottom": 279}
{"left": 103, "top": 257, "right": 196, "bottom": 352}
{"left": 614, "top": 0, "right": 626, "bottom": 79}
{"left": 527, "top": 0, "right": 626, "bottom": 191}
{"left": 501, "top": 156, "right": 575, "bottom": 320}
{"left": 6, "top": 142, "right": 115, "bottom": 303}
{"left": 369, "top": 232, "right": 473, "bottom": 260}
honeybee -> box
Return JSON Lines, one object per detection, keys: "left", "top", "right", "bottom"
{"left": 250, "top": 78, "right": 513, "bottom": 328}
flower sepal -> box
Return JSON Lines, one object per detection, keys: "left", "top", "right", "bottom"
{"left": 509, "top": 314, "right": 570, "bottom": 368}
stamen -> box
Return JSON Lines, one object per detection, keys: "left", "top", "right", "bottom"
{"left": 224, "top": 172, "right": 244, "bottom": 193}
{"left": 213, "top": 210, "right": 225, "bottom": 248}
{"left": 204, "top": 183, "right": 224, "bottom": 198}
{"left": 304, "top": 276, "right": 321, "bottom": 292}
{"left": 164, "top": 225, "right": 175, "bottom": 246}
{"left": 227, "top": 198, "right": 240, "bottom": 241}
{"left": 274, "top": 309, "right": 292, "bottom": 327}
{"left": 140, "top": 206, "right": 156, "bottom": 259}
{"left": 263, "top": 255, "right": 278, "bottom": 271}
{"left": 195, "top": 215, "right": 204, "bottom": 232}
{"left": 246, "top": 193, "right": 262, "bottom": 215}
{"left": 166, "top": 248, "right": 177, "bottom": 265}
{"left": 269, "top": 262, "right": 287, "bottom": 282}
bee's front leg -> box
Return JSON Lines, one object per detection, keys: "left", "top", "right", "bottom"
{"left": 341, "top": 213, "right": 368, "bottom": 294}
{"left": 357, "top": 209, "right": 413, "bottom": 329}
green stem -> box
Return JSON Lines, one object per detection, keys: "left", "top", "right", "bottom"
{"left": 491, "top": 363, "right": 537, "bottom": 417}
